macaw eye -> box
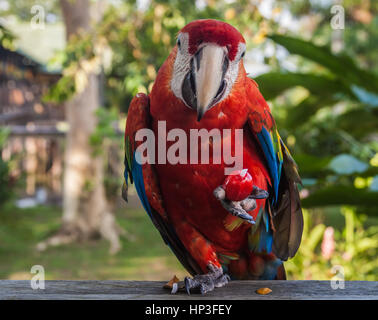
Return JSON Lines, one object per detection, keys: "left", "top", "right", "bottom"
{"left": 240, "top": 50, "right": 245, "bottom": 59}
{"left": 177, "top": 38, "right": 181, "bottom": 49}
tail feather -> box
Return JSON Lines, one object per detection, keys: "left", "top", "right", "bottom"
{"left": 272, "top": 146, "right": 303, "bottom": 261}
{"left": 248, "top": 209, "right": 273, "bottom": 254}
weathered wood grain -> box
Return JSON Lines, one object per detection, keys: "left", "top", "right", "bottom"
{"left": 0, "top": 280, "right": 377, "bottom": 300}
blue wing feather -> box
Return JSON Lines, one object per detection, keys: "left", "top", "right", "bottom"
{"left": 259, "top": 211, "right": 273, "bottom": 253}
{"left": 131, "top": 151, "right": 152, "bottom": 217}
{"left": 249, "top": 209, "right": 273, "bottom": 254}
{"left": 260, "top": 259, "right": 282, "bottom": 280}
{"left": 124, "top": 136, "right": 152, "bottom": 217}
{"left": 123, "top": 165, "right": 128, "bottom": 186}
{"left": 257, "top": 127, "right": 282, "bottom": 203}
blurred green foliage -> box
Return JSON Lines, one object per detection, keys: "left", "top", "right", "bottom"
{"left": 90, "top": 108, "right": 122, "bottom": 154}
{"left": 43, "top": 32, "right": 98, "bottom": 102}
{"left": 3, "top": 0, "right": 377, "bottom": 279}
{"left": 90, "top": 107, "right": 126, "bottom": 201}
{"left": 255, "top": 34, "right": 378, "bottom": 217}
{"left": 46, "top": 0, "right": 280, "bottom": 107}
{"left": 0, "top": 24, "right": 15, "bottom": 50}
{"left": 0, "top": 129, "right": 13, "bottom": 207}
{"left": 286, "top": 208, "right": 378, "bottom": 280}
{"left": 0, "top": 27, "right": 14, "bottom": 207}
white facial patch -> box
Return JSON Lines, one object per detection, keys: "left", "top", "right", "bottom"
{"left": 170, "top": 33, "right": 246, "bottom": 111}
{"left": 171, "top": 33, "right": 192, "bottom": 104}
{"left": 222, "top": 42, "right": 246, "bottom": 104}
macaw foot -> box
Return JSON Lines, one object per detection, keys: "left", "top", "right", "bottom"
{"left": 213, "top": 185, "right": 269, "bottom": 224}
{"left": 184, "top": 264, "right": 230, "bottom": 295}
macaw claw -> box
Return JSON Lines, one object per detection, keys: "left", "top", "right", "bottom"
{"left": 184, "top": 264, "right": 230, "bottom": 295}
{"left": 213, "top": 185, "right": 269, "bottom": 224}
{"left": 250, "top": 185, "right": 269, "bottom": 199}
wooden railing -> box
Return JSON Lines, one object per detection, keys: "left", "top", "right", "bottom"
{"left": 1, "top": 280, "right": 377, "bottom": 300}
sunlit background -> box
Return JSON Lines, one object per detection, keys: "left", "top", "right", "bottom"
{"left": 0, "top": 0, "right": 377, "bottom": 281}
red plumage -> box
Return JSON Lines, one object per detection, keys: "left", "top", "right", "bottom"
{"left": 124, "top": 20, "right": 302, "bottom": 287}
{"left": 181, "top": 19, "right": 245, "bottom": 60}
{"left": 149, "top": 59, "right": 269, "bottom": 270}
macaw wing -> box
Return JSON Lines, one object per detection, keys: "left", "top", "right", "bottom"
{"left": 246, "top": 78, "right": 303, "bottom": 261}
{"left": 246, "top": 79, "right": 283, "bottom": 202}
{"left": 272, "top": 139, "right": 303, "bottom": 260}
{"left": 123, "top": 93, "right": 202, "bottom": 276}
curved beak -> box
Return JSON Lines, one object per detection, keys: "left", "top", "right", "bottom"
{"left": 181, "top": 45, "right": 228, "bottom": 122}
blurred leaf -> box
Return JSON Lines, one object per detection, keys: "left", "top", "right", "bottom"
{"left": 254, "top": 72, "right": 350, "bottom": 101}
{"left": 268, "top": 34, "right": 378, "bottom": 92}
{"left": 302, "top": 186, "right": 378, "bottom": 211}
{"left": 328, "top": 154, "right": 369, "bottom": 175}
{"left": 0, "top": 24, "right": 16, "bottom": 50}
{"left": 285, "top": 95, "right": 337, "bottom": 128}
{"left": 301, "top": 178, "right": 317, "bottom": 187}
{"left": 43, "top": 75, "right": 75, "bottom": 103}
{"left": 351, "top": 85, "right": 378, "bottom": 107}
{"left": 336, "top": 108, "right": 378, "bottom": 139}
{"left": 359, "top": 166, "right": 378, "bottom": 178}
{"left": 294, "top": 154, "right": 332, "bottom": 176}
{"left": 0, "top": 128, "right": 13, "bottom": 206}
{"left": 307, "top": 224, "right": 326, "bottom": 252}
{"left": 370, "top": 176, "right": 378, "bottom": 191}
{"left": 0, "top": 128, "right": 10, "bottom": 148}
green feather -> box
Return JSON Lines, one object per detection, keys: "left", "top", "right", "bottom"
{"left": 248, "top": 207, "right": 264, "bottom": 251}
{"left": 125, "top": 137, "right": 133, "bottom": 172}
{"left": 218, "top": 252, "right": 239, "bottom": 265}
{"left": 224, "top": 217, "right": 245, "bottom": 231}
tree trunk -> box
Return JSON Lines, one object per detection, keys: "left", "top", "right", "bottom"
{"left": 38, "top": 0, "right": 122, "bottom": 254}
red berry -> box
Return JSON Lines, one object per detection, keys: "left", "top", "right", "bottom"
{"left": 223, "top": 169, "right": 253, "bottom": 201}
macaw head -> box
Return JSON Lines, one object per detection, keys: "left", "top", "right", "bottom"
{"left": 170, "top": 19, "right": 246, "bottom": 121}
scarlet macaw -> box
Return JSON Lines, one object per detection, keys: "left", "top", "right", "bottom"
{"left": 123, "top": 19, "right": 303, "bottom": 294}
